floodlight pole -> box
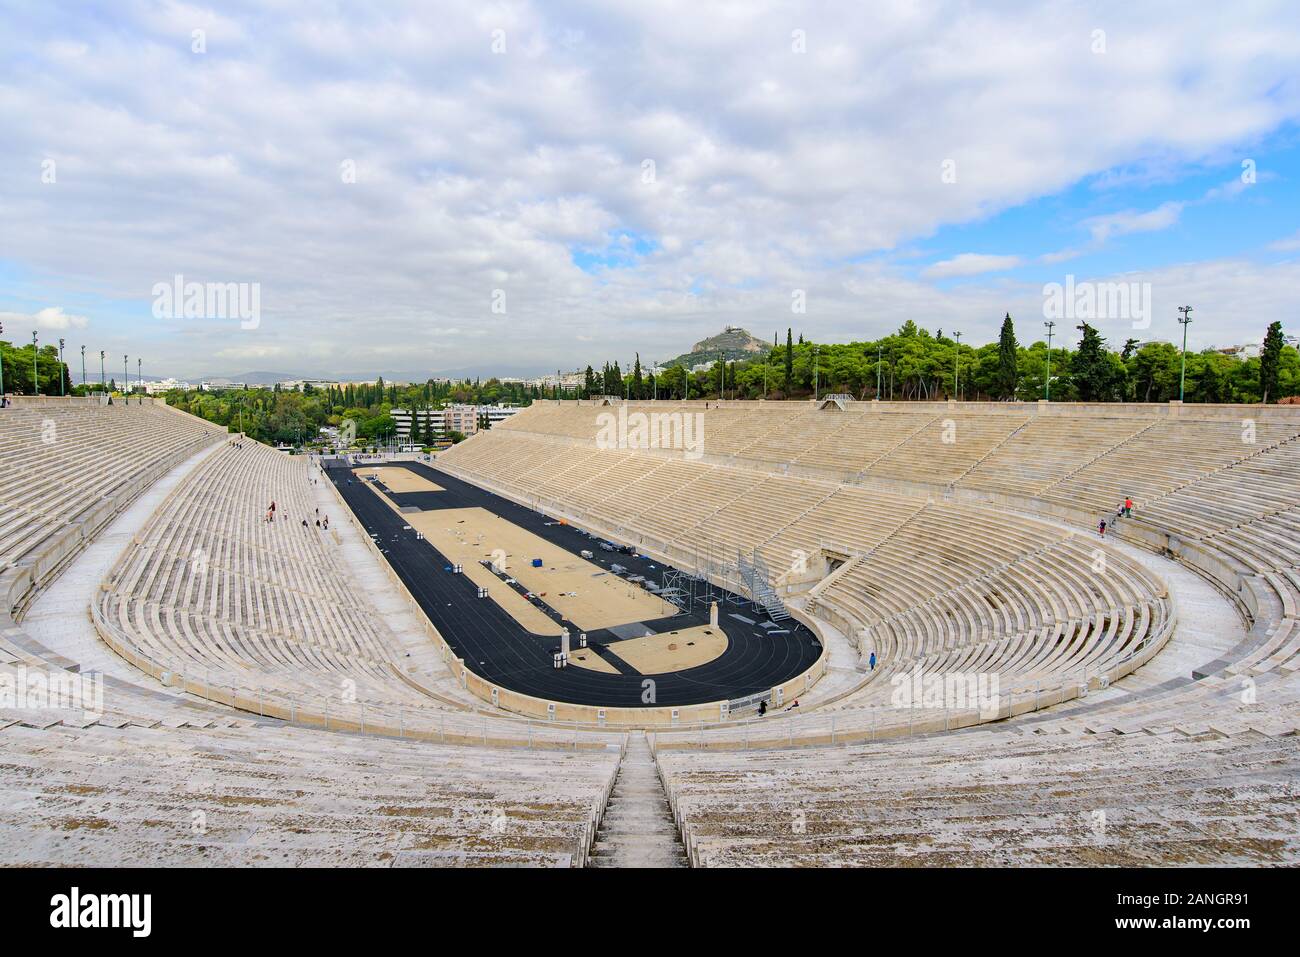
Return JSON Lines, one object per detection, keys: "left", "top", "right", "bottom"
{"left": 137, "top": 358, "right": 142, "bottom": 403}
{"left": 32, "top": 332, "right": 39, "bottom": 395}
{"left": 0, "top": 320, "right": 5, "bottom": 400}
{"left": 876, "top": 344, "right": 883, "bottom": 398}
{"left": 1043, "top": 321, "right": 1056, "bottom": 401}
{"left": 813, "top": 344, "right": 820, "bottom": 401}
{"left": 80, "top": 345, "right": 86, "bottom": 389}
{"left": 99, "top": 350, "right": 107, "bottom": 402}
{"left": 58, "top": 339, "right": 65, "bottom": 396}
{"left": 1177, "top": 305, "right": 1194, "bottom": 402}
{"left": 123, "top": 355, "right": 129, "bottom": 401}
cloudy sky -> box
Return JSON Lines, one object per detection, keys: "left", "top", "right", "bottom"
{"left": 2, "top": 1, "right": 1299, "bottom": 380}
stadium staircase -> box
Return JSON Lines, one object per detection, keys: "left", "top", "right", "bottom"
{"left": 947, "top": 416, "right": 1033, "bottom": 488}
{"left": 852, "top": 412, "right": 941, "bottom": 478}
{"left": 588, "top": 732, "right": 689, "bottom": 867}
{"left": 806, "top": 554, "right": 863, "bottom": 600}
{"left": 739, "top": 550, "right": 790, "bottom": 621}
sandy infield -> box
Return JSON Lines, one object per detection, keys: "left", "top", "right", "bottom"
{"left": 403, "top": 505, "right": 680, "bottom": 631}
{"left": 567, "top": 624, "right": 728, "bottom": 675}
{"left": 352, "top": 467, "right": 444, "bottom": 493}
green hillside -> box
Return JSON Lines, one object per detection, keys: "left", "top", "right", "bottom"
{"left": 660, "top": 327, "right": 772, "bottom": 369}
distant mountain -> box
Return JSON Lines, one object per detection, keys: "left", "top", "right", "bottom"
{"left": 660, "top": 327, "right": 773, "bottom": 369}
{"left": 192, "top": 366, "right": 537, "bottom": 385}
{"left": 198, "top": 371, "right": 303, "bottom": 385}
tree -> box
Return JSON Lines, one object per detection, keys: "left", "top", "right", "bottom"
{"left": 996, "top": 313, "right": 1018, "bottom": 399}
{"left": 1072, "top": 322, "right": 1120, "bottom": 402}
{"left": 632, "top": 354, "right": 643, "bottom": 399}
{"left": 1261, "top": 321, "right": 1284, "bottom": 403}
{"left": 1128, "top": 343, "right": 1181, "bottom": 402}
{"left": 423, "top": 407, "right": 437, "bottom": 445}
{"left": 784, "top": 328, "right": 793, "bottom": 394}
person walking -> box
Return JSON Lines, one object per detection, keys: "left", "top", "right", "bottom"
{"left": 1098, "top": 519, "right": 1107, "bottom": 538}
{"left": 869, "top": 651, "right": 877, "bottom": 671}
{"left": 1124, "top": 497, "right": 1133, "bottom": 517}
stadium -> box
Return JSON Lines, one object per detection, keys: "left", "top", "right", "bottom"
{"left": 2, "top": 393, "right": 1297, "bottom": 867}
{"left": 5, "top": 4, "right": 1300, "bottom": 914}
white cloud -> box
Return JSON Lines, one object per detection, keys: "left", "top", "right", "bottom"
{"left": 0, "top": 1, "right": 1297, "bottom": 376}
{"left": 1084, "top": 201, "right": 1187, "bottom": 245}
{"left": 1268, "top": 230, "right": 1300, "bottom": 252}
{"left": 922, "top": 254, "right": 1023, "bottom": 279}
{"left": 0, "top": 307, "right": 90, "bottom": 331}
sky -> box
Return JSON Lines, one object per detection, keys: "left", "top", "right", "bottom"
{"left": 1, "top": 0, "right": 1299, "bottom": 381}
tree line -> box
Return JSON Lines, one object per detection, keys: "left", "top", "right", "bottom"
{"left": 578, "top": 319, "right": 1298, "bottom": 404}
{"left": 160, "top": 377, "right": 552, "bottom": 447}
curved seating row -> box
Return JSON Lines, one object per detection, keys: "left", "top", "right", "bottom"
{"left": 0, "top": 401, "right": 623, "bottom": 866}
{"left": 437, "top": 421, "right": 1173, "bottom": 733}
{"left": 92, "top": 440, "right": 624, "bottom": 748}
{"left": 0, "top": 400, "right": 221, "bottom": 609}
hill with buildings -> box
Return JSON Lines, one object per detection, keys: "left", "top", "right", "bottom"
{"left": 661, "top": 327, "right": 772, "bottom": 369}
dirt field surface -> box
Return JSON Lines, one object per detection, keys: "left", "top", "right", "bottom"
{"left": 401, "top": 505, "right": 680, "bottom": 631}
{"left": 352, "top": 466, "right": 444, "bottom": 493}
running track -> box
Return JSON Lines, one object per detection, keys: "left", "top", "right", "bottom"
{"left": 325, "top": 459, "right": 821, "bottom": 707}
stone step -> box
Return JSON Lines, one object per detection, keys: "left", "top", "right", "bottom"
{"left": 589, "top": 849, "right": 689, "bottom": 868}
{"left": 587, "top": 732, "right": 689, "bottom": 868}
{"left": 592, "top": 834, "right": 687, "bottom": 850}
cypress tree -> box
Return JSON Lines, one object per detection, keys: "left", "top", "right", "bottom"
{"left": 1073, "top": 322, "right": 1117, "bottom": 402}
{"left": 997, "top": 313, "right": 1018, "bottom": 399}
{"left": 784, "top": 328, "right": 793, "bottom": 394}
{"left": 1261, "top": 321, "right": 1284, "bottom": 404}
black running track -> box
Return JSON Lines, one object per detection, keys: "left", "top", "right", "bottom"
{"left": 325, "top": 459, "right": 821, "bottom": 707}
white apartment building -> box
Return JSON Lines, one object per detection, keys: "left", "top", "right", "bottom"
{"left": 141, "top": 377, "right": 193, "bottom": 394}
{"left": 390, "top": 404, "right": 522, "bottom": 442}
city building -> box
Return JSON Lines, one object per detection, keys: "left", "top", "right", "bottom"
{"left": 140, "top": 377, "right": 193, "bottom": 394}
{"left": 389, "top": 404, "right": 522, "bottom": 443}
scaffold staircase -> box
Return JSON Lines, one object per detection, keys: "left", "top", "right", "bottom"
{"left": 739, "top": 549, "right": 791, "bottom": 622}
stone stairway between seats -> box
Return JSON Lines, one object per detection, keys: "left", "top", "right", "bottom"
{"left": 588, "top": 732, "right": 689, "bottom": 867}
